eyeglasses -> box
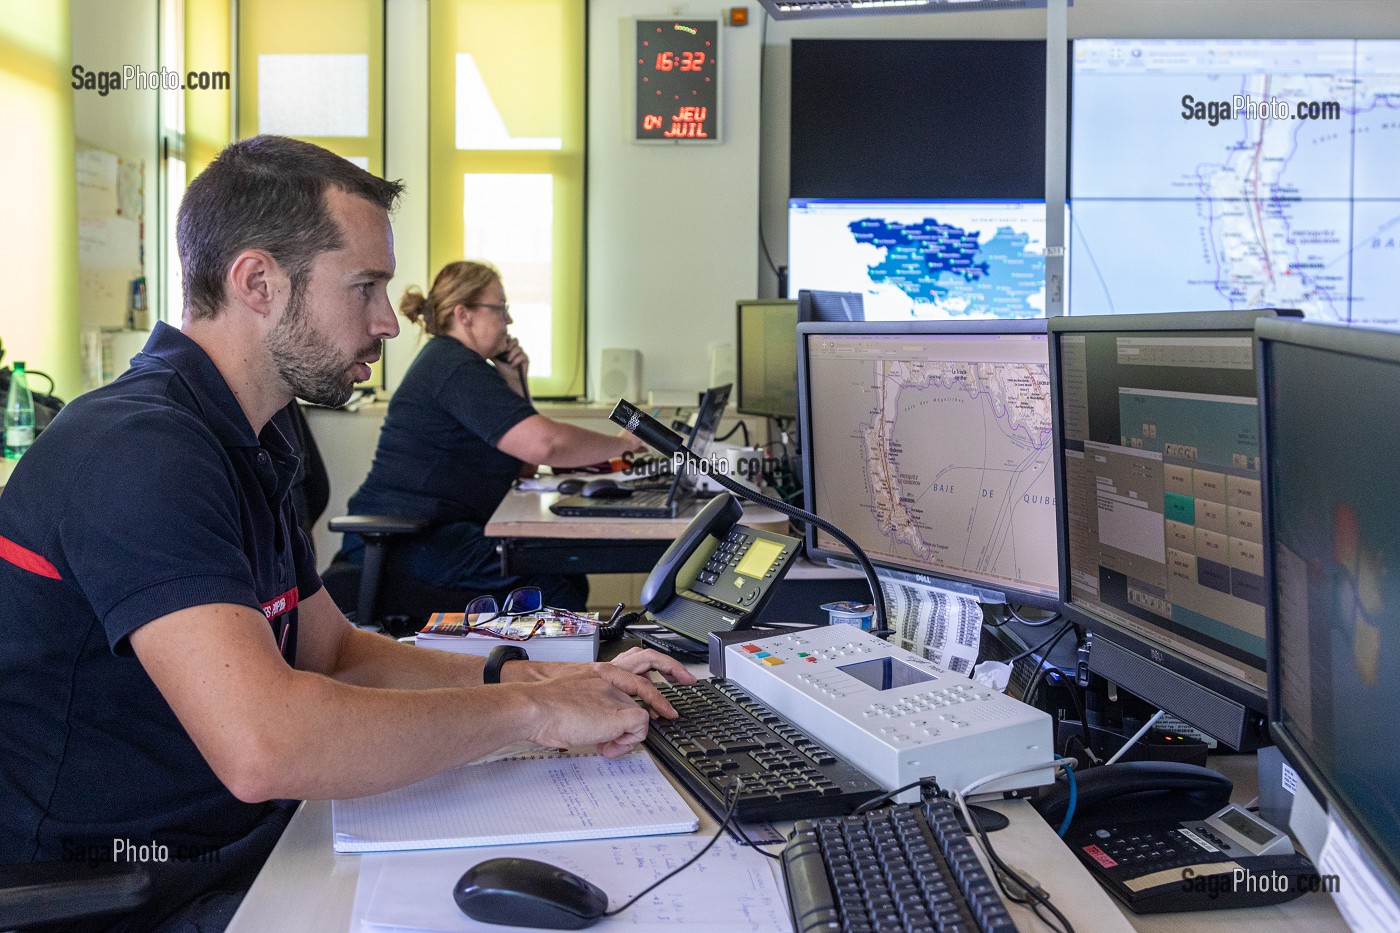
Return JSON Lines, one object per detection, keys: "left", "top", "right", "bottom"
{"left": 461, "top": 587, "right": 543, "bottom": 640}
{"left": 471, "top": 301, "right": 510, "bottom": 319}
{"left": 458, "top": 588, "right": 605, "bottom": 641}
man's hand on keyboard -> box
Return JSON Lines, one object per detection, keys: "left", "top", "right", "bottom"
{"left": 510, "top": 668, "right": 654, "bottom": 758}
{"left": 518, "top": 648, "right": 697, "bottom": 726}
{"left": 593, "top": 648, "right": 698, "bottom": 719}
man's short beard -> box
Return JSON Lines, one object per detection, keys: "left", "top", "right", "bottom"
{"left": 266, "top": 278, "right": 361, "bottom": 408}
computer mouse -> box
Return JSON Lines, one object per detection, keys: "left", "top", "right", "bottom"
{"left": 581, "top": 478, "right": 632, "bottom": 499}
{"left": 555, "top": 478, "right": 586, "bottom": 495}
{"left": 454, "top": 857, "right": 608, "bottom": 930}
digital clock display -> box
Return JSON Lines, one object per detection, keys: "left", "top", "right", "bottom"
{"left": 635, "top": 19, "right": 719, "bottom": 142}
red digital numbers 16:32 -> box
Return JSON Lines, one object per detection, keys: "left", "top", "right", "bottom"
{"left": 655, "top": 51, "right": 705, "bottom": 72}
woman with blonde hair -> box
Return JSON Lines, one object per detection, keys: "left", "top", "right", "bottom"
{"left": 342, "top": 261, "right": 642, "bottom": 610}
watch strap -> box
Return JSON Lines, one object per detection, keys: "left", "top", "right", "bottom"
{"left": 483, "top": 644, "right": 529, "bottom": 684}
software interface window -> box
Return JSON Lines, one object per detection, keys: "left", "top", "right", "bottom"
{"left": 804, "top": 329, "right": 1058, "bottom": 601}
{"left": 1058, "top": 330, "right": 1267, "bottom": 696}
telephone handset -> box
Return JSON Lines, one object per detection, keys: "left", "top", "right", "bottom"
{"left": 640, "top": 493, "right": 801, "bottom": 644}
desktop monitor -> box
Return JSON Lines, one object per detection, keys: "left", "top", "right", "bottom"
{"left": 736, "top": 299, "right": 799, "bottom": 420}
{"left": 1259, "top": 317, "right": 1400, "bottom": 914}
{"left": 797, "top": 289, "right": 864, "bottom": 323}
{"left": 1048, "top": 309, "right": 1298, "bottom": 750}
{"left": 1070, "top": 39, "right": 1400, "bottom": 326}
{"left": 789, "top": 199, "right": 1048, "bottom": 321}
{"left": 797, "top": 319, "right": 1059, "bottom": 608}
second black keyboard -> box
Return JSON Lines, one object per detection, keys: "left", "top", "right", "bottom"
{"left": 644, "top": 679, "right": 883, "bottom": 822}
{"left": 783, "top": 800, "right": 1020, "bottom": 933}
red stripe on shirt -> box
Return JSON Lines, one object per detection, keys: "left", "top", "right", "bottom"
{"left": 0, "top": 534, "right": 62, "bottom": 580}
{"left": 260, "top": 587, "right": 299, "bottom": 621}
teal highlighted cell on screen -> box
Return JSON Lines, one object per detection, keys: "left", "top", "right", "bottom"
{"left": 1164, "top": 493, "right": 1196, "bottom": 525}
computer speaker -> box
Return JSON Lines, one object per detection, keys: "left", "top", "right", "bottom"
{"left": 709, "top": 343, "right": 736, "bottom": 391}
{"left": 597, "top": 348, "right": 642, "bottom": 403}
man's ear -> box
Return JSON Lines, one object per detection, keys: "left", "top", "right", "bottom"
{"left": 226, "top": 250, "right": 283, "bottom": 320}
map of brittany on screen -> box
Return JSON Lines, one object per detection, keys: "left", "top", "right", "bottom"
{"left": 788, "top": 200, "right": 1047, "bottom": 321}
{"left": 1070, "top": 39, "right": 1400, "bottom": 326}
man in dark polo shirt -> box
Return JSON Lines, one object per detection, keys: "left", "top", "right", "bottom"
{"left": 0, "top": 136, "right": 692, "bottom": 932}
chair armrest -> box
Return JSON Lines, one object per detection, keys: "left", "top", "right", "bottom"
{"left": 0, "top": 862, "right": 151, "bottom": 928}
{"left": 328, "top": 514, "right": 429, "bottom": 537}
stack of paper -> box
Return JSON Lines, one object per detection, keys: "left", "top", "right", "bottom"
{"left": 417, "top": 611, "right": 599, "bottom": 663}
{"left": 332, "top": 750, "right": 697, "bottom": 853}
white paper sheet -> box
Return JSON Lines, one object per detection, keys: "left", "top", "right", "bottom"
{"left": 357, "top": 836, "right": 791, "bottom": 932}
{"left": 880, "top": 578, "right": 983, "bottom": 674}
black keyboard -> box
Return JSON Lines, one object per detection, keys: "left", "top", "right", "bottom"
{"left": 783, "top": 801, "right": 1020, "bottom": 933}
{"left": 644, "top": 679, "right": 883, "bottom": 822}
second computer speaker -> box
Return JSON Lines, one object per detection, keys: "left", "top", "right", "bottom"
{"left": 597, "top": 348, "right": 642, "bottom": 403}
{"left": 709, "top": 342, "right": 736, "bottom": 390}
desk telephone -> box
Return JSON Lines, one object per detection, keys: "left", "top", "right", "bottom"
{"left": 1036, "top": 761, "right": 1314, "bottom": 913}
{"left": 640, "top": 493, "right": 801, "bottom": 644}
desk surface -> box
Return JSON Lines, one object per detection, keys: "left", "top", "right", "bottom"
{"left": 0, "top": 457, "right": 16, "bottom": 496}
{"left": 227, "top": 750, "right": 1346, "bottom": 933}
{"left": 228, "top": 796, "right": 1139, "bottom": 933}
{"left": 485, "top": 487, "right": 790, "bottom": 541}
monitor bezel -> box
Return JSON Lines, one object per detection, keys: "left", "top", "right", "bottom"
{"left": 797, "top": 289, "right": 865, "bottom": 323}
{"left": 797, "top": 317, "right": 1060, "bottom": 610}
{"left": 734, "top": 299, "right": 799, "bottom": 420}
{"left": 1047, "top": 309, "right": 1299, "bottom": 747}
{"left": 1257, "top": 316, "right": 1400, "bottom": 898}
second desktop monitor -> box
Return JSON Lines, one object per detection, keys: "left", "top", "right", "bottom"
{"left": 797, "top": 320, "right": 1060, "bottom": 607}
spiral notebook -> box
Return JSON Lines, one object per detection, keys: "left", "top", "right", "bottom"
{"left": 331, "top": 748, "right": 698, "bottom": 853}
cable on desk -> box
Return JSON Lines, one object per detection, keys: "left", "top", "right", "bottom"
{"left": 602, "top": 776, "right": 746, "bottom": 918}
{"left": 955, "top": 759, "right": 1080, "bottom": 933}
{"left": 1056, "top": 763, "right": 1078, "bottom": 838}
{"left": 1046, "top": 668, "right": 1097, "bottom": 766}
{"left": 850, "top": 776, "right": 944, "bottom": 816}
{"left": 1005, "top": 619, "right": 1074, "bottom": 666}
{"left": 1102, "top": 709, "right": 1165, "bottom": 766}
{"left": 1006, "top": 604, "right": 1061, "bottom": 627}
{"left": 715, "top": 420, "right": 750, "bottom": 447}
{"left": 724, "top": 821, "right": 781, "bottom": 860}
{"left": 1020, "top": 623, "right": 1078, "bottom": 704}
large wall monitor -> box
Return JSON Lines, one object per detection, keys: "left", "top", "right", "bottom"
{"left": 1259, "top": 317, "right": 1400, "bottom": 914}
{"left": 736, "top": 299, "right": 799, "bottom": 420}
{"left": 1049, "top": 310, "right": 1298, "bottom": 749}
{"left": 789, "top": 199, "right": 1047, "bottom": 321}
{"left": 798, "top": 320, "right": 1059, "bottom": 608}
{"left": 790, "top": 39, "right": 1045, "bottom": 200}
{"left": 1070, "top": 39, "right": 1400, "bottom": 325}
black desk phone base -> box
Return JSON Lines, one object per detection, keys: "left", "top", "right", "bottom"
{"left": 1041, "top": 763, "right": 1317, "bottom": 913}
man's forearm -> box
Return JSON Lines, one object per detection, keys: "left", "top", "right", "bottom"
{"left": 329, "top": 626, "right": 488, "bottom": 688}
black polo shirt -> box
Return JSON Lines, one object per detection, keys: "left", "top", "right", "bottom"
{"left": 347, "top": 336, "right": 536, "bottom": 524}
{"left": 0, "top": 324, "right": 318, "bottom": 891}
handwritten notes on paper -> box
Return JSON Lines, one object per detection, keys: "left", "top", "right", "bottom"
{"left": 353, "top": 836, "right": 792, "bottom": 932}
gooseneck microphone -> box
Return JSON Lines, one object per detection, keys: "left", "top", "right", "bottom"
{"left": 611, "top": 399, "right": 890, "bottom": 635}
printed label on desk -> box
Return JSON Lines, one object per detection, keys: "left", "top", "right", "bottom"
{"left": 1083, "top": 844, "right": 1118, "bottom": 868}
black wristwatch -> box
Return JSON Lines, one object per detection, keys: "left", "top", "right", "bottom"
{"left": 483, "top": 645, "right": 529, "bottom": 684}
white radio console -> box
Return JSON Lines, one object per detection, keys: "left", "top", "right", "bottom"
{"left": 723, "top": 626, "right": 1056, "bottom": 801}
